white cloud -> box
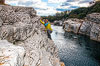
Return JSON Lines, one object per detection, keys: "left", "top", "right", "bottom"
{"left": 6, "top": 0, "right": 19, "bottom": 5}
{"left": 57, "top": 5, "right": 70, "bottom": 9}
{"left": 5, "top": 0, "right": 93, "bottom": 16}
{"left": 48, "top": 0, "right": 66, "bottom": 3}
{"left": 6, "top": 0, "right": 59, "bottom": 16}
{"left": 37, "top": 7, "right": 58, "bottom": 16}
{"left": 69, "top": 1, "right": 90, "bottom": 7}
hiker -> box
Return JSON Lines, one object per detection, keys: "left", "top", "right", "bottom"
{"left": 40, "top": 18, "right": 53, "bottom": 39}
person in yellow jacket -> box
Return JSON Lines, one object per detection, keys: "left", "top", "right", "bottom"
{"left": 40, "top": 18, "right": 53, "bottom": 39}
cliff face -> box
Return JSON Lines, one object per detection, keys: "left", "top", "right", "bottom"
{"left": 0, "top": 5, "right": 60, "bottom": 66}
{"left": 63, "top": 19, "right": 83, "bottom": 33}
{"left": 63, "top": 13, "right": 100, "bottom": 42}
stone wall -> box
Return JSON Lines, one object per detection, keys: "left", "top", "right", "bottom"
{"left": 0, "top": 5, "right": 61, "bottom": 66}
{"left": 63, "top": 13, "right": 100, "bottom": 42}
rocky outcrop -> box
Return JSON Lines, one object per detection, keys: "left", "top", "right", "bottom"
{"left": 0, "top": 40, "right": 25, "bottom": 66}
{"left": 0, "top": 5, "right": 61, "bottom": 66}
{"left": 63, "top": 19, "right": 83, "bottom": 33}
{"left": 63, "top": 13, "right": 100, "bottom": 42}
{"left": 54, "top": 20, "right": 63, "bottom": 26}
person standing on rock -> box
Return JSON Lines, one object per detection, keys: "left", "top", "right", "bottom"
{"left": 40, "top": 18, "right": 53, "bottom": 39}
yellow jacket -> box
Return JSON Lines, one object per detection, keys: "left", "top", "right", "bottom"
{"left": 40, "top": 20, "right": 53, "bottom": 31}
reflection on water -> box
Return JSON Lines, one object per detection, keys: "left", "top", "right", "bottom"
{"left": 51, "top": 25, "right": 100, "bottom": 66}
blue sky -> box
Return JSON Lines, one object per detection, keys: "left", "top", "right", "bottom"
{"left": 6, "top": 0, "right": 94, "bottom": 16}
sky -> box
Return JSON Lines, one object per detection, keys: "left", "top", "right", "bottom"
{"left": 6, "top": 0, "right": 94, "bottom": 16}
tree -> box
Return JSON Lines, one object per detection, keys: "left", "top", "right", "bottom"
{"left": 68, "top": 1, "right": 100, "bottom": 19}
{"left": 77, "top": 13, "right": 86, "bottom": 19}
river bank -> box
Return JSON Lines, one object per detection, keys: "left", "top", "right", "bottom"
{"left": 63, "top": 13, "right": 100, "bottom": 42}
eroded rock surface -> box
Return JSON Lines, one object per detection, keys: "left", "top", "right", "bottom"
{"left": 63, "top": 19, "right": 83, "bottom": 33}
{"left": 0, "top": 40, "right": 25, "bottom": 66}
{"left": 0, "top": 5, "right": 60, "bottom": 66}
{"left": 63, "top": 13, "right": 100, "bottom": 42}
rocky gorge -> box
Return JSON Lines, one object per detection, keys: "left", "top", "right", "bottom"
{"left": 63, "top": 13, "right": 100, "bottom": 42}
{"left": 0, "top": 5, "right": 62, "bottom": 66}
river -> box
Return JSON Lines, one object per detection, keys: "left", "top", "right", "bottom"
{"left": 51, "top": 25, "right": 100, "bottom": 66}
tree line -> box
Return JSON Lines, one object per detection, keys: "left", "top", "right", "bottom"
{"left": 41, "top": 1, "right": 100, "bottom": 22}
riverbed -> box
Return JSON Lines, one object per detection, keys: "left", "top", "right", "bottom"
{"left": 51, "top": 25, "right": 100, "bottom": 66}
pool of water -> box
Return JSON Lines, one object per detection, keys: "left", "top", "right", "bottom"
{"left": 51, "top": 25, "right": 100, "bottom": 66}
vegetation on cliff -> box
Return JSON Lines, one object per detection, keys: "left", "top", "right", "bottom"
{"left": 42, "top": 1, "right": 100, "bottom": 22}
{"left": 41, "top": 12, "right": 68, "bottom": 22}
{"left": 69, "top": 1, "right": 100, "bottom": 19}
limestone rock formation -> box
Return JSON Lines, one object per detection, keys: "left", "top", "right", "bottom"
{"left": 0, "top": 40, "right": 25, "bottom": 66}
{"left": 79, "top": 13, "right": 100, "bottom": 41}
{"left": 63, "top": 19, "right": 83, "bottom": 33}
{"left": 87, "top": 13, "right": 100, "bottom": 24}
{"left": 79, "top": 21, "right": 93, "bottom": 36}
{"left": 63, "top": 13, "right": 100, "bottom": 42}
{"left": 0, "top": 5, "right": 61, "bottom": 66}
{"left": 54, "top": 20, "right": 63, "bottom": 26}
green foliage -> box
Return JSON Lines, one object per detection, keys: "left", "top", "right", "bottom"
{"left": 89, "top": 2, "right": 100, "bottom": 13}
{"left": 69, "top": 1, "right": 100, "bottom": 19}
{"left": 41, "top": 1, "right": 100, "bottom": 22}
{"left": 77, "top": 13, "right": 86, "bottom": 19}
{"left": 41, "top": 12, "right": 68, "bottom": 22}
